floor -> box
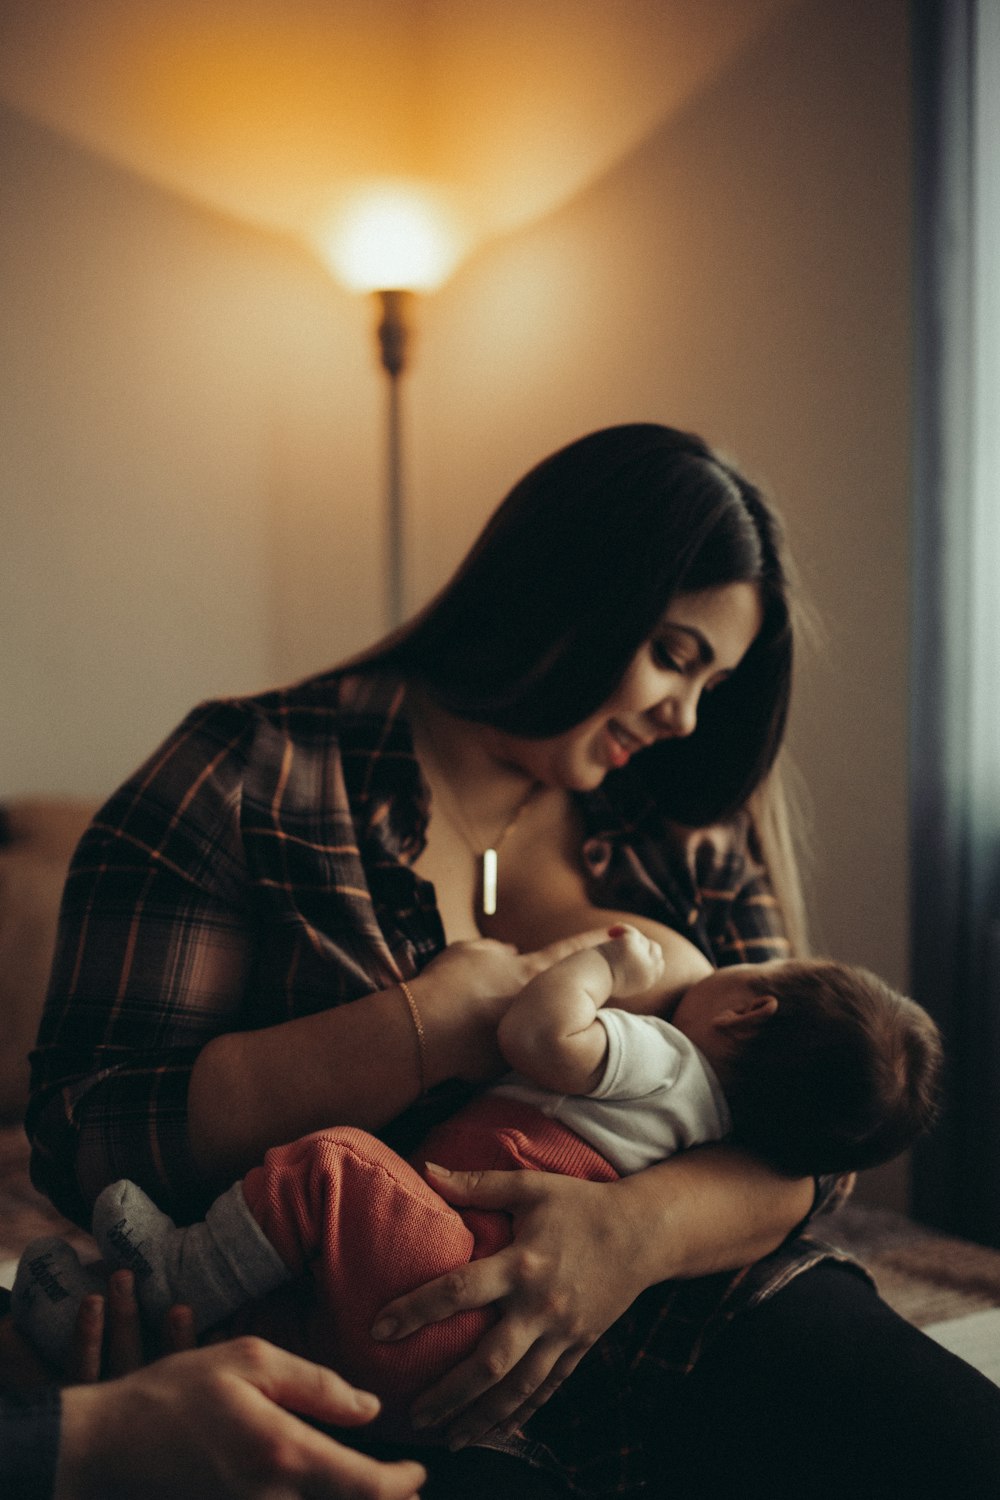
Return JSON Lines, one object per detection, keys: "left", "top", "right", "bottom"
{"left": 924, "top": 1308, "right": 1000, "bottom": 1386}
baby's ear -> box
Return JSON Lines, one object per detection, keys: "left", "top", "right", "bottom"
{"left": 714, "top": 993, "right": 778, "bottom": 1043}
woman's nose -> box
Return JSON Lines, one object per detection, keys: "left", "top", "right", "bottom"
{"left": 653, "top": 686, "right": 699, "bottom": 738}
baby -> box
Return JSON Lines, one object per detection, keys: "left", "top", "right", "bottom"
{"left": 14, "top": 925, "right": 941, "bottom": 1438}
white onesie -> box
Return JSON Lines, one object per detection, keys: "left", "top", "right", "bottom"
{"left": 490, "top": 1008, "right": 731, "bottom": 1176}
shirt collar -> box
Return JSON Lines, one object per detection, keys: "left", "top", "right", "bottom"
{"left": 334, "top": 668, "right": 429, "bottom": 861}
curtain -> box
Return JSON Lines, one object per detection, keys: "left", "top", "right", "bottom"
{"left": 910, "top": 0, "right": 1000, "bottom": 1245}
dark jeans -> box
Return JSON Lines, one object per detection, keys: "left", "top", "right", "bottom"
{"left": 392, "top": 1262, "right": 1000, "bottom": 1498}
{"left": 667, "top": 1260, "right": 1000, "bottom": 1497}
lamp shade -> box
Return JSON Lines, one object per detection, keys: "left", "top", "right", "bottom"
{"left": 322, "top": 182, "right": 463, "bottom": 292}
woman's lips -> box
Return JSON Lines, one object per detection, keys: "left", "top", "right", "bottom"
{"left": 605, "top": 722, "right": 647, "bottom": 768}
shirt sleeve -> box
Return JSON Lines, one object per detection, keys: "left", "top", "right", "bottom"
{"left": 27, "top": 699, "right": 258, "bottom": 1225}
{"left": 682, "top": 817, "right": 791, "bottom": 966}
{"left": 591, "top": 1009, "right": 690, "bottom": 1101}
{"left": 0, "top": 1388, "right": 60, "bottom": 1500}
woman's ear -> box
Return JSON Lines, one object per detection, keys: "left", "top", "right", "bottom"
{"left": 713, "top": 993, "right": 778, "bottom": 1044}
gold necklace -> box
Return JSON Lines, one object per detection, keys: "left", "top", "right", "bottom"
{"left": 417, "top": 720, "right": 539, "bottom": 916}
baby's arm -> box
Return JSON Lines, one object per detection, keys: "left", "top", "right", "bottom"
{"left": 497, "top": 926, "right": 665, "bottom": 1095}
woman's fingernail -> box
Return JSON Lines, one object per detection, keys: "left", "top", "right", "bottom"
{"left": 370, "top": 1317, "right": 398, "bottom": 1341}
{"left": 424, "top": 1160, "right": 451, "bottom": 1176}
{"left": 353, "top": 1389, "right": 380, "bottom": 1413}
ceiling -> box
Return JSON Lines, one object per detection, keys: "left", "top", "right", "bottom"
{"left": 0, "top": 0, "right": 796, "bottom": 265}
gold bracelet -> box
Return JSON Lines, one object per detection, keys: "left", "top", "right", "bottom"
{"left": 399, "top": 980, "right": 428, "bottom": 1097}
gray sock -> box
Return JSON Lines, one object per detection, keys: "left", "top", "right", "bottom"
{"left": 11, "top": 1236, "right": 107, "bottom": 1369}
{"left": 92, "top": 1179, "right": 292, "bottom": 1334}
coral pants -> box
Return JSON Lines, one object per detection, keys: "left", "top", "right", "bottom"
{"left": 240, "top": 1094, "right": 617, "bottom": 1439}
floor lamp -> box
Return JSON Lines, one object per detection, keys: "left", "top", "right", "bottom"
{"left": 324, "top": 185, "right": 460, "bottom": 631}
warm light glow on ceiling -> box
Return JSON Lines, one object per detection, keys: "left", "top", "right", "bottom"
{"left": 0, "top": 0, "right": 799, "bottom": 256}
{"left": 320, "top": 183, "right": 466, "bottom": 293}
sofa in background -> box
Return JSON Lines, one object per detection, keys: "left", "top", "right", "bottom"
{"left": 0, "top": 798, "right": 97, "bottom": 1122}
{"left": 0, "top": 799, "right": 98, "bottom": 1288}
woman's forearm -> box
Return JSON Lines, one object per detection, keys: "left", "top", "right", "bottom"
{"left": 187, "top": 941, "right": 536, "bottom": 1183}
{"left": 611, "top": 1145, "right": 814, "bottom": 1284}
{"left": 188, "top": 983, "right": 427, "bottom": 1183}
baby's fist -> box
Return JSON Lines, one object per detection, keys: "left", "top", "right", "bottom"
{"left": 602, "top": 924, "right": 666, "bottom": 996}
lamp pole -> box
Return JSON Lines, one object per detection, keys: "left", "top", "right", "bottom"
{"left": 374, "top": 290, "right": 414, "bottom": 630}
{"left": 323, "top": 182, "right": 460, "bottom": 634}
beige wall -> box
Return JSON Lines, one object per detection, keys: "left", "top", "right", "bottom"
{"left": 1, "top": 0, "right": 912, "bottom": 1202}
{"left": 1, "top": 102, "right": 384, "bottom": 799}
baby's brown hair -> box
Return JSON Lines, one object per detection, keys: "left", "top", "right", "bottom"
{"left": 724, "top": 961, "right": 943, "bottom": 1176}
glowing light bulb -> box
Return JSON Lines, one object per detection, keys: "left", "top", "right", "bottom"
{"left": 321, "top": 182, "right": 463, "bottom": 293}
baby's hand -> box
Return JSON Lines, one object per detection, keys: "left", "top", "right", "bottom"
{"left": 600, "top": 924, "right": 665, "bottom": 998}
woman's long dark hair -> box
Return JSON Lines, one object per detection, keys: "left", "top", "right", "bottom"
{"left": 378, "top": 424, "right": 794, "bottom": 829}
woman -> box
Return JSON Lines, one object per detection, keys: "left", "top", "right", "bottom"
{"left": 28, "top": 425, "right": 1000, "bottom": 1496}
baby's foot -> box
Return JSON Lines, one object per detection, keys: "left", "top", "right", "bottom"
{"left": 93, "top": 1179, "right": 290, "bottom": 1334}
{"left": 11, "top": 1236, "right": 107, "bottom": 1369}
{"left": 600, "top": 924, "right": 665, "bottom": 997}
{"left": 92, "top": 1180, "right": 181, "bottom": 1329}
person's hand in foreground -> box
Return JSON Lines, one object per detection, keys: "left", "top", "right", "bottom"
{"left": 0, "top": 1267, "right": 195, "bottom": 1395}
{"left": 56, "top": 1330, "right": 426, "bottom": 1500}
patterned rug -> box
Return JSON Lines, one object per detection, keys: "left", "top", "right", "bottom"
{"left": 815, "top": 1202, "right": 1000, "bottom": 1328}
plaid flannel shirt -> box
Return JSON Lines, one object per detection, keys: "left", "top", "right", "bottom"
{"left": 27, "top": 667, "right": 857, "bottom": 1495}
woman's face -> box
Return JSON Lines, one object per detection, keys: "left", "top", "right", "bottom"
{"left": 496, "top": 581, "right": 764, "bottom": 792}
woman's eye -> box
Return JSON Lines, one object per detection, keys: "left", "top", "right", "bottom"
{"left": 651, "top": 639, "right": 685, "bottom": 672}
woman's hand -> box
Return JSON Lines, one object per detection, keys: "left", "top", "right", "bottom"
{"left": 190, "top": 928, "right": 617, "bottom": 1181}
{"left": 370, "top": 1163, "right": 648, "bottom": 1447}
{"left": 414, "top": 931, "right": 611, "bottom": 1085}
{"left": 370, "top": 1149, "right": 813, "bottom": 1448}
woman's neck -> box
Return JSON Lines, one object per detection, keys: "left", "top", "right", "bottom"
{"left": 405, "top": 687, "right": 540, "bottom": 837}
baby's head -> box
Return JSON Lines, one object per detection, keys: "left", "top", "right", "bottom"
{"left": 671, "top": 959, "right": 943, "bottom": 1176}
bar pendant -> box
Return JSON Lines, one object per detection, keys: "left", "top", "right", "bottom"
{"left": 482, "top": 847, "right": 499, "bottom": 916}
